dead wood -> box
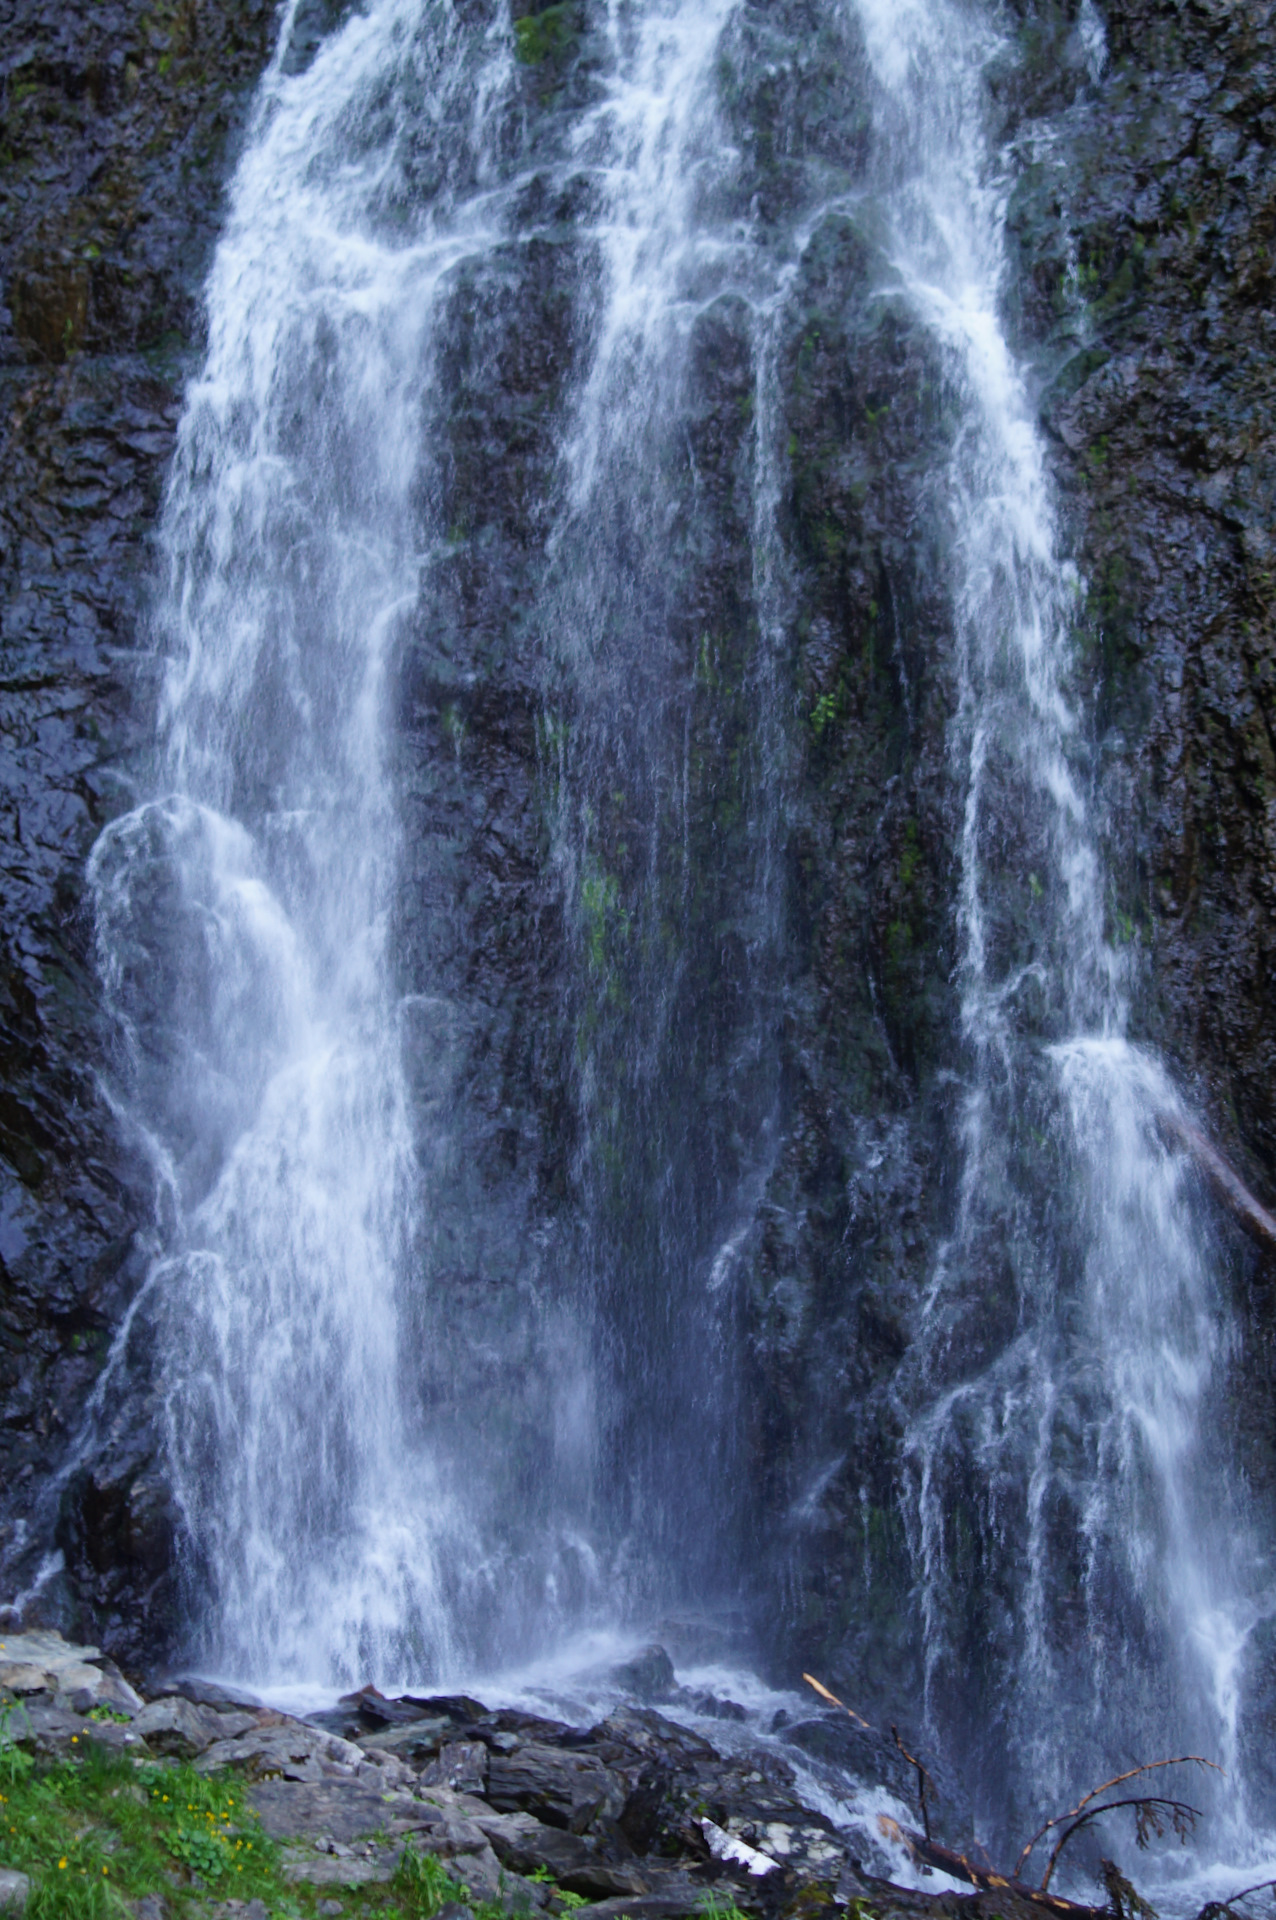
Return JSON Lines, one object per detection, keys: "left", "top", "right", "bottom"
{"left": 802, "top": 1672, "right": 871, "bottom": 1729}
{"left": 876, "top": 1813, "right": 1106, "bottom": 1918}
{"left": 1156, "top": 1110, "right": 1276, "bottom": 1255}
{"left": 1015, "top": 1758, "right": 1219, "bottom": 1890}
{"left": 1193, "top": 1878, "right": 1276, "bottom": 1920}
{"left": 800, "top": 1674, "right": 939, "bottom": 1842}
{"left": 1039, "top": 1797, "right": 1200, "bottom": 1893}
{"left": 802, "top": 1675, "right": 1223, "bottom": 1920}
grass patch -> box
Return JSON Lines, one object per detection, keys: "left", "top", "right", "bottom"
{"left": 0, "top": 1744, "right": 281, "bottom": 1916}
{"left": 0, "top": 1735, "right": 602, "bottom": 1920}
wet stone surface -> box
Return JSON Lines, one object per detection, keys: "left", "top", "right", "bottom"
{"left": 0, "top": 0, "right": 277, "bottom": 1658}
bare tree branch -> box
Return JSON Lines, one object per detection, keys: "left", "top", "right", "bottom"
{"left": 1040, "top": 1797, "right": 1200, "bottom": 1892}
{"left": 1015, "top": 1758, "right": 1222, "bottom": 1881}
{"left": 801, "top": 1672, "right": 872, "bottom": 1729}
{"left": 1194, "top": 1878, "right": 1276, "bottom": 1920}
{"left": 892, "top": 1724, "right": 938, "bottom": 1843}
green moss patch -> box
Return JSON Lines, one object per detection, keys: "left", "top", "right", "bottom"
{"left": 511, "top": 4, "right": 575, "bottom": 66}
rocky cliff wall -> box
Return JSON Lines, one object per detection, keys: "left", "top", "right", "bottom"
{"left": 1, "top": 0, "right": 1274, "bottom": 1747}
{"left": 0, "top": 0, "right": 277, "bottom": 1650}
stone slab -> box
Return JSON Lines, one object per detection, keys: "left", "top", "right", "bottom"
{"left": 0, "top": 1869, "right": 29, "bottom": 1914}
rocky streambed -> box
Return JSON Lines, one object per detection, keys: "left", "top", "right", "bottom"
{"left": 0, "top": 1628, "right": 1056, "bottom": 1920}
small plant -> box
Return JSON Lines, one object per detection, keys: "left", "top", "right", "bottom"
{"left": 512, "top": 3, "right": 574, "bottom": 65}
{"left": 393, "top": 1840, "right": 468, "bottom": 1916}
{"left": 0, "top": 1701, "right": 34, "bottom": 1786}
{"left": 698, "top": 1894, "right": 752, "bottom": 1920}
{"left": 86, "top": 1705, "right": 130, "bottom": 1725}
{"left": 810, "top": 687, "right": 840, "bottom": 737}
{"left": 165, "top": 1824, "right": 236, "bottom": 1882}
{"left": 1101, "top": 1857, "right": 1159, "bottom": 1920}
{"left": 525, "top": 1866, "right": 588, "bottom": 1907}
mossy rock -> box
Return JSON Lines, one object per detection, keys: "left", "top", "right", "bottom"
{"left": 511, "top": 2, "right": 578, "bottom": 67}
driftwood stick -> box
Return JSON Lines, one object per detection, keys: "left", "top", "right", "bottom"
{"left": 878, "top": 1816, "right": 1104, "bottom": 1917}
{"left": 801, "top": 1672, "right": 872, "bottom": 1729}
{"left": 1194, "top": 1878, "right": 1276, "bottom": 1920}
{"left": 1221, "top": 1882, "right": 1276, "bottom": 1908}
{"left": 1157, "top": 1111, "right": 1276, "bottom": 1255}
{"left": 892, "top": 1724, "right": 938, "bottom": 1843}
{"left": 799, "top": 1675, "right": 938, "bottom": 1841}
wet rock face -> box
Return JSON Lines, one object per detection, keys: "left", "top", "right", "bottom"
{"left": 1003, "top": 0, "right": 1276, "bottom": 1191}
{"left": 2, "top": 0, "right": 1276, "bottom": 1757}
{"left": 1000, "top": 0, "right": 1276, "bottom": 1799}
{"left": 740, "top": 0, "right": 1276, "bottom": 1724}
{"left": 0, "top": 0, "right": 276, "bottom": 1647}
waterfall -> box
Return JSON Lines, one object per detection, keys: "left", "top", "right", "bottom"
{"left": 85, "top": 0, "right": 801, "bottom": 1684}
{"left": 88, "top": 0, "right": 520, "bottom": 1683}
{"left": 74, "top": 0, "right": 1275, "bottom": 1889}
{"left": 852, "top": 0, "right": 1262, "bottom": 1868}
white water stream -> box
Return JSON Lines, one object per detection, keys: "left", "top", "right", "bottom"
{"left": 89, "top": 0, "right": 522, "bottom": 1682}
{"left": 87, "top": 0, "right": 777, "bottom": 1683}
{"left": 853, "top": 0, "right": 1269, "bottom": 1885}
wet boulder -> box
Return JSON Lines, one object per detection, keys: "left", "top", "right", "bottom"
{"left": 196, "top": 1718, "right": 366, "bottom": 1782}
{"left": 0, "top": 1869, "right": 30, "bottom": 1914}
{"left": 485, "top": 1742, "right": 630, "bottom": 1832}
{"left": 129, "top": 1695, "right": 257, "bottom": 1758}
{"left": 608, "top": 1644, "right": 677, "bottom": 1702}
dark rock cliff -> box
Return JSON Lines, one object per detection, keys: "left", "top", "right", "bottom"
{"left": 2, "top": 0, "right": 1275, "bottom": 1775}
{"left": 0, "top": 0, "right": 277, "bottom": 1650}
{"left": 743, "top": 0, "right": 1276, "bottom": 1804}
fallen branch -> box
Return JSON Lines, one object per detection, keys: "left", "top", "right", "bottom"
{"left": 1157, "top": 1111, "right": 1276, "bottom": 1256}
{"left": 1039, "top": 1796, "right": 1200, "bottom": 1893}
{"left": 804, "top": 1677, "right": 1221, "bottom": 1920}
{"left": 876, "top": 1814, "right": 1103, "bottom": 1917}
{"left": 1194, "top": 1877, "right": 1276, "bottom": 1920}
{"left": 800, "top": 1674, "right": 937, "bottom": 1841}
{"left": 891, "top": 1724, "right": 938, "bottom": 1843}
{"left": 1015, "top": 1758, "right": 1221, "bottom": 1886}
{"left": 802, "top": 1673, "right": 871, "bottom": 1729}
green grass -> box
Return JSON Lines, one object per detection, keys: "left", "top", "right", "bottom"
{"left": 0, "top": 1738, "right": 595, "bottom": 1920}
{"left": 0, "top": 1745, "right": 282, "bottom": 1918}
{"left": 696, "top": 1897, "right": 753, "bottom": 1920}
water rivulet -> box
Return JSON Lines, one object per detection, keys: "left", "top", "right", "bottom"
{"left": 855, "top": 0, "right": 1263, "bottom": 1866}
{"left": 56, "top": 0, "right": 1275, "bottom": 1891}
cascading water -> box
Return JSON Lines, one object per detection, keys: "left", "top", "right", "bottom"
{"left": 67, "top": 0, "right": 1276, "bottom": 1893}
{"left": 87, "top": 0, "right": 520, "bottom": 1682}
{"left": 851, "top": 0, "right": 1269, "bottom": 1878}
{"left": 83, "top": 0, "right": 808, "bottom": 1684}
